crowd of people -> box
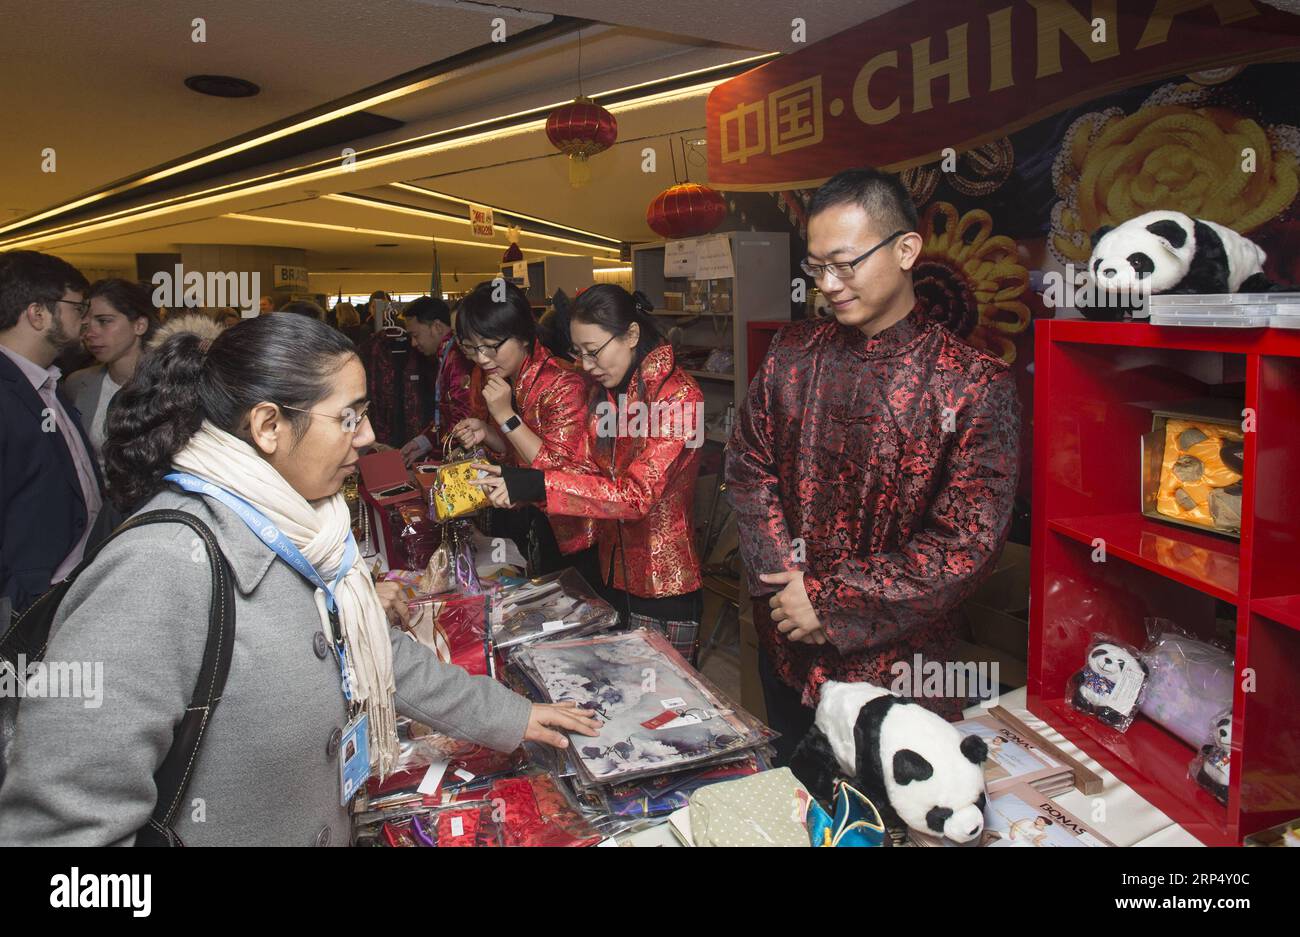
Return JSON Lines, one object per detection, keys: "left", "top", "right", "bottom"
{"left": 0, "top": 168, "right": 1020, "bottom": 844}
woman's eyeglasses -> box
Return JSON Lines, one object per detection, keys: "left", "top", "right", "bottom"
{"left": 459, "top": 337, "right": 509, "bottom": 360}
{"left": 568, "top": 333, "right": 619, "bottom": 365}
{"left": 281, "top": 402, "right": 371, "bottom": 434}
{"left": 800, "top": 230, "right": 905, "bottom": 281}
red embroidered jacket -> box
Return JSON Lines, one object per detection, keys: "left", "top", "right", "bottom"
{"left": 480, "top": 343, "right": 597, "bottom": 556}
{"left": 421, "top": 332, "right": 478, "bottom": 452}
{"left": 725, "top": 308, "right": 1020, "bottom": 712}
{"left": 541, "top": 344, "right": 704, "bottom": 598}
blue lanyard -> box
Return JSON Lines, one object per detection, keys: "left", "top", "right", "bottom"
{"left": 164, "top": 472, "right": 360, "bottom": 703}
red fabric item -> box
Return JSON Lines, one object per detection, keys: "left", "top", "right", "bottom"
{"left": 483, "top": 343, "right": 598, "bottom": 555}
{"left": 436, "top": 807, "right": 482, "bottom": 847}
{"left": 725, "top": 308, "right": 1020, "bottom": 710}
{"left": 422, "top": 331, "right": 479, "bottom": 452}
{"left": 542, "top": 344, "right": 704, "bottom": 598}
{"left": 488, "top": 775, "right": 602, "bottom": 848}
{"left": 359, "top": 332, "right": 438, "bottom": 448}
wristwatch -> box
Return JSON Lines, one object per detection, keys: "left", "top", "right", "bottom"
{"left": 499, "top": 413, "right": 522, "bottom": 434}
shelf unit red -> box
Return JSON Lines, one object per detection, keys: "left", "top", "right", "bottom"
{"left": 1030, "top": 320, "right": 1300, "bottom": 846}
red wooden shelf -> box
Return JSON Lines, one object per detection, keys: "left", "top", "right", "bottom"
{"left": 1251, "top": 595, "right": 1300, "bottom": 632}
{"left": 1047, "top": 513, "right": 1239, "bottom": 602}
{"left": 1031, "top": 319, "right": 1300, "bottom": 845}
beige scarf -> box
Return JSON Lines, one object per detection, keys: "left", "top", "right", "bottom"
{"left": 171, "top": 422, "right": 399, "bottom": 776}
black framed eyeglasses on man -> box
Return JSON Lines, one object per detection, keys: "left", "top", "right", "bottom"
{"left": 800, "top": 230, "right": 906, "bottom": 282}
{"left": 51, "top": 298, "right": 91, "bottom": 316}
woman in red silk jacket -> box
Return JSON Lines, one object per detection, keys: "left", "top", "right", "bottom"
{"left": 449, "top": 281, "right": 596, "bottom": 562}
{"left": 473, "top": 285, "right": 706, "bottom": 662}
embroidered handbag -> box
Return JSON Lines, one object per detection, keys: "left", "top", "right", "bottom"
{"left": 800, "top": 780, "right": 886, "bottom": 847}
{"left": 429, "top": 438, "right": 490, "bottom": 521}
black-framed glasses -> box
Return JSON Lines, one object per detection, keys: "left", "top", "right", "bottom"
{"left": 569, "top": 333, "right": 619, "bottom": 365}
{"left": 51, "top": 298, "right": 91, "bottom": 316}
{"left": 281, "top": 401, "right": 371, "bottom": 434}
{"left": 800, "top": 230, "right": 906, "bottom": 281}
{"left": 459, "top": 337, "right": 509, "bottom": 360}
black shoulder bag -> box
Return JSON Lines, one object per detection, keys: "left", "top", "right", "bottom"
{"left": 0, "top": 510, "right": 236, "bottom": 846}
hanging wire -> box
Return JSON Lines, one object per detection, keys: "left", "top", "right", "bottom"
{"left": 577, "top": 29, "right": 583, "bottom": 98}
{"left": 670, "top": 136, "right": 681, "bottom": 185}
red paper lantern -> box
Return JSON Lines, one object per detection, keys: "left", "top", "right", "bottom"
{"left": 546, "top": 96, "right": 617, "bottom": 187}
{"left": 646, "top": 183, "right": 727, "bottom": 239}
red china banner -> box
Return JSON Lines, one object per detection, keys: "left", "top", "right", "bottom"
{"left": 707, "top": 0, "right": 1300, "bottom": 189}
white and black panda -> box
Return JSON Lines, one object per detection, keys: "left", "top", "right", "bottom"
{"left": 1195, "top": 713, "right": 1231, "bottom": 805}
{"left": 1069, "top": 641, "right": 1149, "bottom": 728}
{"left": 1085, "top": 210, "right": 1272, "bottom": 320}
{"left": 789, "top": 681, "right": 988, "bottom": 844}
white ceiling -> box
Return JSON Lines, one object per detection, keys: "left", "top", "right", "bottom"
{"left": 2, "top": 0, "right": 913, "bottom": 282}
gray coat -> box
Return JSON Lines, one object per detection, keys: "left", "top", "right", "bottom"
{"left": 0, "top": 488, "right": 531, "bottom": 846}
{"left": 63, "top": 364, "right": 111, "bottom": 441}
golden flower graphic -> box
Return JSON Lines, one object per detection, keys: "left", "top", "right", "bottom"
{"left": 915, "top": 201, "right": 1032, "bottom": 364}
{"left": 1051, "top": 97, "right": 1300, "bottom": 265}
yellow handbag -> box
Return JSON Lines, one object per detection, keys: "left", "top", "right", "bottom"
{"left": 430, "top": 439, "right": 490, "bottom": 521}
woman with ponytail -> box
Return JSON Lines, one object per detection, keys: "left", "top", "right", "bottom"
{"left": 0, "top": 314, "right": 598, "bottom": 846}
{"left": 447, "top": 280, "right": 597, "bottom": 578}
{"left": 473, "top": 284, "right": 706, "bottom": 663}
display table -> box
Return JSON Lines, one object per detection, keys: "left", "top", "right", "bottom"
{"left": 965, "top": 688, "right": 1200, "bottom": 847}
{"left": 621, "top": 686, "right": 1202, "bottom": 847}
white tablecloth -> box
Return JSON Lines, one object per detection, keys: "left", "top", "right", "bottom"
{"left": 964, "top": 687, "right": 1201, "bottom": 847}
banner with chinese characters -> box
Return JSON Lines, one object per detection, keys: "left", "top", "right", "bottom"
{"left": 707, "top": 0, "right": 1300, "bottom": 190}
{"left": 469, "top": 204, "right": 495, "bottom": 239}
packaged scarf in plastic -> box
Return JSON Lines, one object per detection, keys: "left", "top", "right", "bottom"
{"left": 493, "top": 568, "right": 619, "bottom": 650}
{"left": 511, "top": 628, "right": 776, "bottom": 788}
{"left": 406, "top": 592, "right": 491, "bottom": 677}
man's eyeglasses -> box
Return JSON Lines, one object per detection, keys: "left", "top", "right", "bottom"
{"left": 281, "top": 402, "right": 371, "bottom": 434}
{"left": 51, "top": 298, "right": 91, "bottom": 316}
{"left": 800, "top": 230, "right": 905, "bottom": 281}
{"left": 459, "top": 337, "right": 509, "bottom": 360}
{"left": 568, "top": 333, "right": 619, "bottom": 365}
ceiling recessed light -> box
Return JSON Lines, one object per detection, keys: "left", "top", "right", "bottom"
{"left": 185, "top": 75, "right": 260, "bottom": 98}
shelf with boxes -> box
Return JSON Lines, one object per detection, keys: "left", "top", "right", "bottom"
{"left": 1029, "top": 319, "right": 1300, "bottom": 846}
{"left": 632, "top": 231, "right": 790, "bottom": 424}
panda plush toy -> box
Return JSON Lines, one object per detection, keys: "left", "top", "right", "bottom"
{"left": 789, "top": 681, "right": 989, "bottom": 845}
{"left": 1068, "top": 639, "right": 1149, "bottom": 730}
{"left": 1193, "top": 711, "right": 1231, "bottom": 805}
{"left": 1085, "top": 210, "right": 1272, "bottom": 321}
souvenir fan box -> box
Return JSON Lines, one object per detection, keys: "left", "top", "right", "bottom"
{"left": 1138, "top": 397, "right": 1245, "bottom": 540}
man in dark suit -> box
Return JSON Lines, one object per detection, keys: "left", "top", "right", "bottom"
{"left": 0, "top": 250, "right": 105, "bottom": 616}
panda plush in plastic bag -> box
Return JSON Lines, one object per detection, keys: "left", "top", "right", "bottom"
{"left": 790, "top": 681, "right": 989, "bottom": 845}
{"left": 1068, "top": 636, "right": 1150, "bottom": 731}
{"left": 1084, "top": 210, "right": 1272, "bottom": 320}
{"left": 1191, "top": 710, "right": 1232, "bottom": 805}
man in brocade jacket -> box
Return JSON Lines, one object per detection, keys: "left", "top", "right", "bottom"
{"left": 725, "top": 168, "right": 1020, "bottom": 764}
